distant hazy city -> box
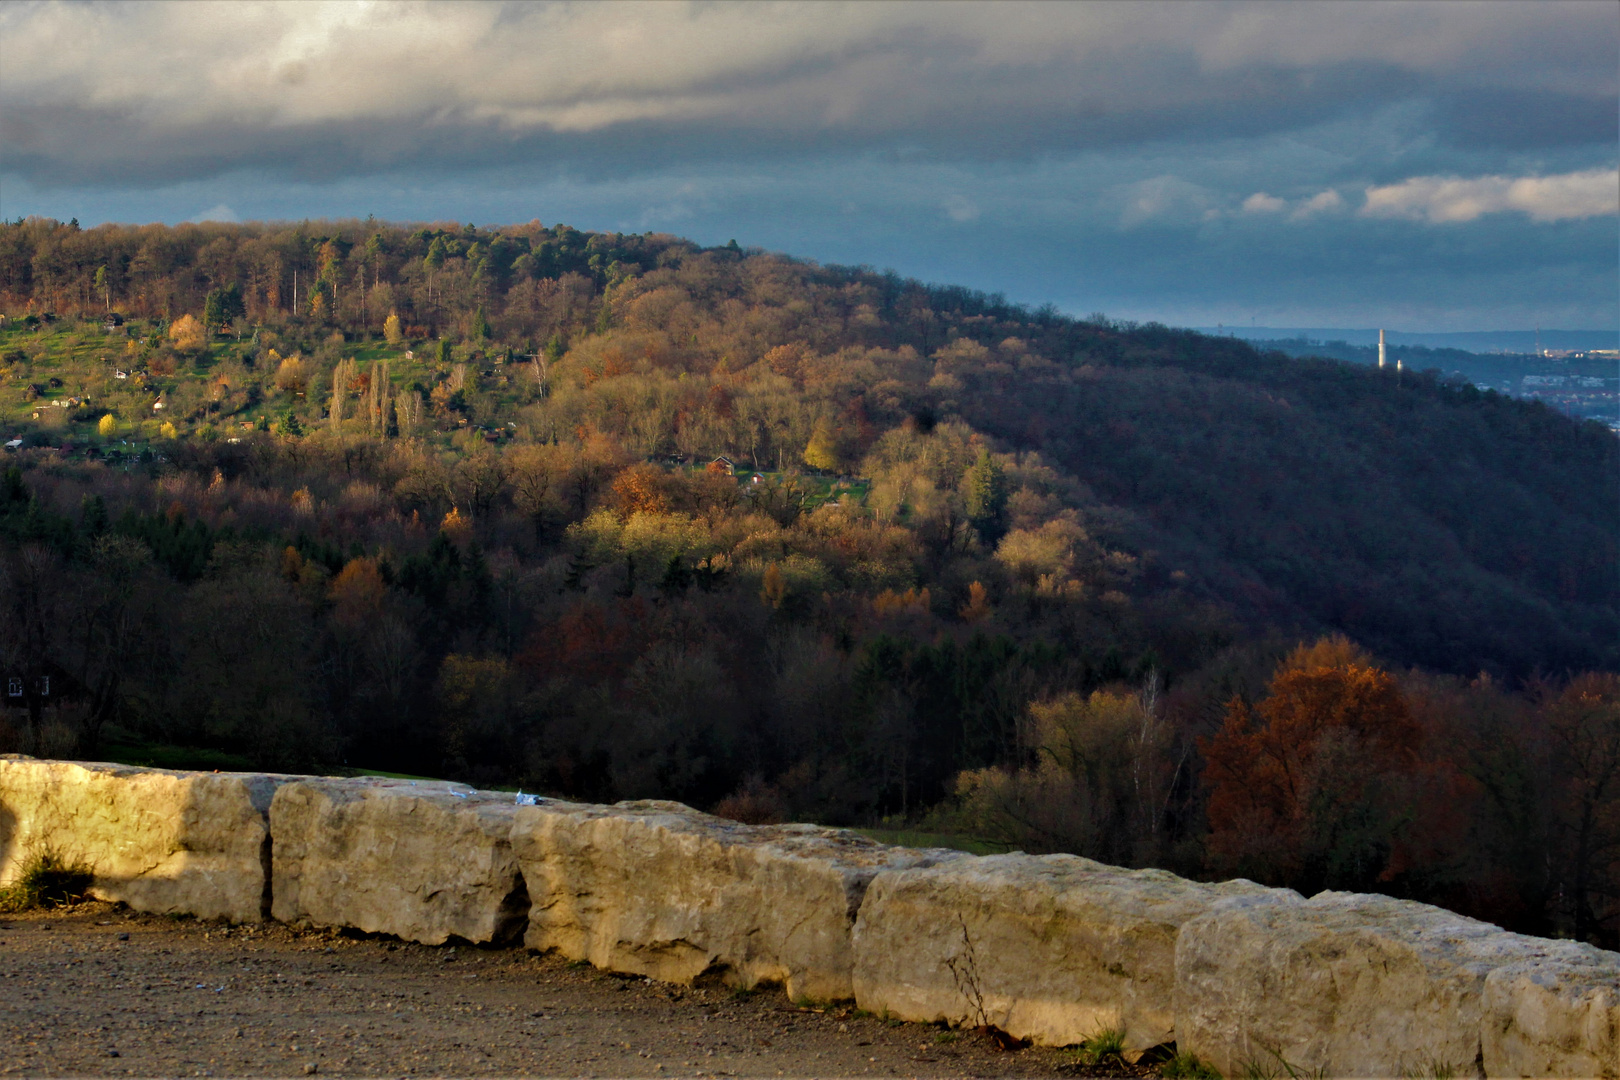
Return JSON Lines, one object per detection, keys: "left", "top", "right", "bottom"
{"left": 1202, "top": 327, "right": 1620, "bottom": 431}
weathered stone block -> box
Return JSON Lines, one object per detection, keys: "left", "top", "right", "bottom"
{"left": 270, "top": 778, "right": 527, "bottom": 946}
{"left": 511, "top": 799, "right": 959, "bottom": 1002}
{"left": 1483, "top": 939, "right": 1620, "bottom": 1079}
{"left": 851, "top": 853, "right": 1281, "bottom": 1050}
{"left": 0, "top": 754, "right": 288, "bottom": 922}
{"left": 1175, "top": 890, "right": 1555, "bottom": 1077}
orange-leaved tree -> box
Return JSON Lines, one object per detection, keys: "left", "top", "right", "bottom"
{"left": 611, "top": 464, "right": 672, "bottom": 516}
{"left": 1202, "top": 635, "right": 1422, "bottom": 893}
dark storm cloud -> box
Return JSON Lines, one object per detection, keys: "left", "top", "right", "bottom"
{"left": 2, "top": 1, "right": 1614, "bottom": 187}
{"left": 1434, "top": 87, "right": 1620, "bottom": 152}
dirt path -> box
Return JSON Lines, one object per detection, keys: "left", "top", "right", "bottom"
{"left": 0, "top": 902, "right": 1140, "bottom": 1079}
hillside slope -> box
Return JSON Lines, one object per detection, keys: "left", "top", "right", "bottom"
{"left": 2, "top": 217, "right": 1614, "bottom": 679}
{"left": 947, "top": 327, "right": 1618, "bottom": 675}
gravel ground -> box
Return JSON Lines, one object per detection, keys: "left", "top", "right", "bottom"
{"left": 0, "top": 901, "right": 1151, "bottom": 1079}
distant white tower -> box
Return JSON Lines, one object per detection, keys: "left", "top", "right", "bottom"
{"left": 1378, "top": 329, "right": 1386, "bottom": 369}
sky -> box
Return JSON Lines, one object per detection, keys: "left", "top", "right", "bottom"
{"left": 1, "top": 0, "right": 1616, "bottom": 332}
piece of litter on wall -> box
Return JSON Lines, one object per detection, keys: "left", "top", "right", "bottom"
{"left": 514, "top": 791, "right": 539, "bottom": 806}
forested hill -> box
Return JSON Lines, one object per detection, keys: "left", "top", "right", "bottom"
{"left": 952, "top": 329, "right": 1619, "bottom": 676}
{"left": 3, "top": 217, "right": 1612, "bottom": 679}
{"left": 3, "top": 216, "right": 1618, "bottom": 942}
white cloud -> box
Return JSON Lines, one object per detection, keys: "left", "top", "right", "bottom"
{"left": 1239, "top": 189, "right": 1344, "bottom": 220}
{"left": 189, "top": 203, "right": 238, "bottom": 223}
{"left": 1361, "top": 169, "right": 1620, "bottom": 223}
{"left": 1119, "top": 176, "right": 1217, "bottom": 228}
{"left": 1289, "top": 189, "right": 1344, "bottom": 219}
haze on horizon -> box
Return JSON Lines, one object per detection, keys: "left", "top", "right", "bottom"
{"left": 1, "top": 0, "right": 1615, "bottom": 333}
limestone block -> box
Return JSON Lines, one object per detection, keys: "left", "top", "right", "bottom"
{"left": 270, "top": 778, "right": 528, "bottom": 946}
{"left": 511, "top": 799, "right": 961, "bottom": 1002}
{"left": 0, "top": 754, "right": 289, "bottom": 922}
{"left": 850, "top": 853, "right": 1282, "bottom": 1050}
{"left": 1483, "top": 939, "right": 1620, "bottom": 1079}
{"left": 1175, "top": 890, "right": 1557, "bottom": 1078}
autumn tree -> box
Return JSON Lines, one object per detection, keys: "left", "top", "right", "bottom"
{"left": 449, "top": 449, "right": 508, "bottom": 520}
{"left": 948, "top": 681, "right": 1174, "bottom": 865}
{"left": 274, "top": 354, "right": 309, "bottom": 394}
{"left": 366, "top": 360, "right": 393, "bottom": 433}
{"left": 168, "top": 313, "right": 206, "bottom": 352}
{"left": 506, "top": 443, "right": 573, "bottom": 538}
{"left": 393, "top": 389, "right": 422, "bottom": 436}
{"left": 1202, "top": 636, "right": 1423, "bottom": 892}
{"left": 329, "top": 358, "right": 357, "bottom": 429}
{"left": 803, "top": 416, "right": 841, "bottom": 472}
{"left": 611, "top": 463, "right": 673, "bottom": 516}
{"left": 958, "top": 581, "right": 991, "bottom": 623}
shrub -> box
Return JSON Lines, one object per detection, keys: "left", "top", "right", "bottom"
{"left": 0, "top": 849, "right": 94, "bottom": 912}
{"left": 1067, "top": 1025, "right": 1129, "bottom": 1067}
{"left": 1163, "top": 1050, "right": 1224, "bottom": 1079}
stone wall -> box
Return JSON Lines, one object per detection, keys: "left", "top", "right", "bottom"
{"left": 1, "top": 756, "right": 1614, "bottom": 1078}
{"left": 852, "top": 854, "right": 1291, "bottom": 1051}
{"left": 0, "top": 755, "right": 290, "bottom": 923}
{"left": 509, "top": 798, "right": 962, "bottom": 1002}
{"left": 269, "top": 778, "right": 528, "bottom": 946}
